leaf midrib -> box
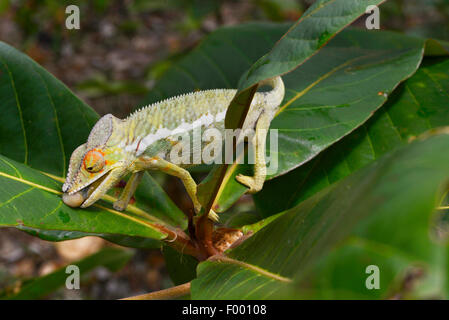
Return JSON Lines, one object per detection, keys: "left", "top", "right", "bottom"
{"left": 208, "top": 255, "right": 292, "bottom": 283}
{"left": 0, "top": 170, "right": 169, "bottom": 236}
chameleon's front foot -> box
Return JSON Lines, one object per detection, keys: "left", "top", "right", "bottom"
{"left": 208, "top": 210, "right": 219, "bottom": 222}
{"left": 113, "top": 200, "right": 128, "bottom": 211}
{"left": 235, "top": 174, "right": 263, "bottom": 194}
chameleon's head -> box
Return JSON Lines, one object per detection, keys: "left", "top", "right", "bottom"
{"left": 62, "top": 114, "right": 128, "bottom": 208}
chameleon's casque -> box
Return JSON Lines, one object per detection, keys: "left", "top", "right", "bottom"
{"left": 62, "top": 77, "right": 285, "bottom": 219}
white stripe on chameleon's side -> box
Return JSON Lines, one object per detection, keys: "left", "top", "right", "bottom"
{"left": 122, "top": 78, "right": 283, "bottom": 156}
{"left": 171, "top": 120, "right": 195, "bottom": 135}
{"left": 215, "top": 110, "right": 226, "bottom": 122}
{"left": 132, "top": 112, "right": 220, "bottom": 156}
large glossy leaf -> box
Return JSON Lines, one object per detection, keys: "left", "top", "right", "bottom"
{"left": 2, "top": 247, "right": 133, "bottom": 300}
{"left": 255, "top": 57, "right": 449, "bottom": 217}
{"left": 0, "top": 41, "right": 186, "bottom": 231}
{"left": 213, "top": 29, "right": 430, "bottom": 212}
{"left": 191, "top": 132, "right": 449, "bottom": 299}
{"left": 0, "top": 154, "right": 170, "bottom": 241}
{"left": 234, "top": 0, "right": 387, "bottom": 91}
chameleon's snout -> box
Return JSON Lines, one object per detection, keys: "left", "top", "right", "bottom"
{"left": 61, "top": 169, "right": 112, "bottom": 208}
{"left": 62, "top": 181, "right": 101, "bottom": 208}
{"left": 62, "top": 184, "right": 93, "bottom": 208}
{"left": 62, "top": 191, "right": 86, "bottom": 208}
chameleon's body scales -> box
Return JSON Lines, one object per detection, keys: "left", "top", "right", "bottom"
{"left": 122, "top": 76, "right": 284, "bottom": 164}
{"left": 62, "top": 77, "right": 284, "bottom": 219}
{"left": 123, "top": 89, "right": 234, "bottom": 163}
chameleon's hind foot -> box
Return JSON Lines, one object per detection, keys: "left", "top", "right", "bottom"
{"left": 194, "top": 198, "right": 219, "bottom": 221}
{"left": 208, "top": 209, "right": 219, "bottom": 222}
{"left": 235, "top": 174, "right": 263, "bottom": 194}
{"left": 193, "top": 209, "right": 219, "bottom": 224}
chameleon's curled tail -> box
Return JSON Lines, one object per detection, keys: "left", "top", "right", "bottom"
{"left": 258, "top": 76, "right": 285, "bottom": 110}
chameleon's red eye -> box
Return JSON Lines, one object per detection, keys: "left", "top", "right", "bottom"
{"left": 84, "top": 150, "right": 105, "bottom": 173}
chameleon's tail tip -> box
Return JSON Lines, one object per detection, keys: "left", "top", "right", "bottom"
{"left": 258, "top": 76, "right": 285, "bottom": 108}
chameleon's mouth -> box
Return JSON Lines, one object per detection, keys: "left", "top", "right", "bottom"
{"left": 62, "top": 172, "right": 110, "bottom": 208}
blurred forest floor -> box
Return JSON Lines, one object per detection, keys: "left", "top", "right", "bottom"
{"left": 0, "top": 0, "right": 448, "bottom": 299}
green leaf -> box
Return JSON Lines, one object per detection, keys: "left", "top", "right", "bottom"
{"left": 0, "top": 154, "right": 170, "bottom": 241}
{"left": 3, "top": 247, "right": 133, "bottom": 300}
{"left": 191, "top": 132, "right": 449, "bottom": 299}
{"left": 424, "top": 39, "right": 449, "bottom": 56}
{"left": 0, "top": 41, "right": 187, "bottom": 230}
{"left": 234, "top": 0, "right": 387, "bottom": 92}
{"left": 255, "top": 57, "right": 449, "bottom": 217}
{"left": 214, "top": 28, "right": 429, "bottom": 212}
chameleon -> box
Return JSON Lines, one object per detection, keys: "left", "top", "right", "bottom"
{"left": 62, "top": 76, "right": 285, "bottom": 220}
